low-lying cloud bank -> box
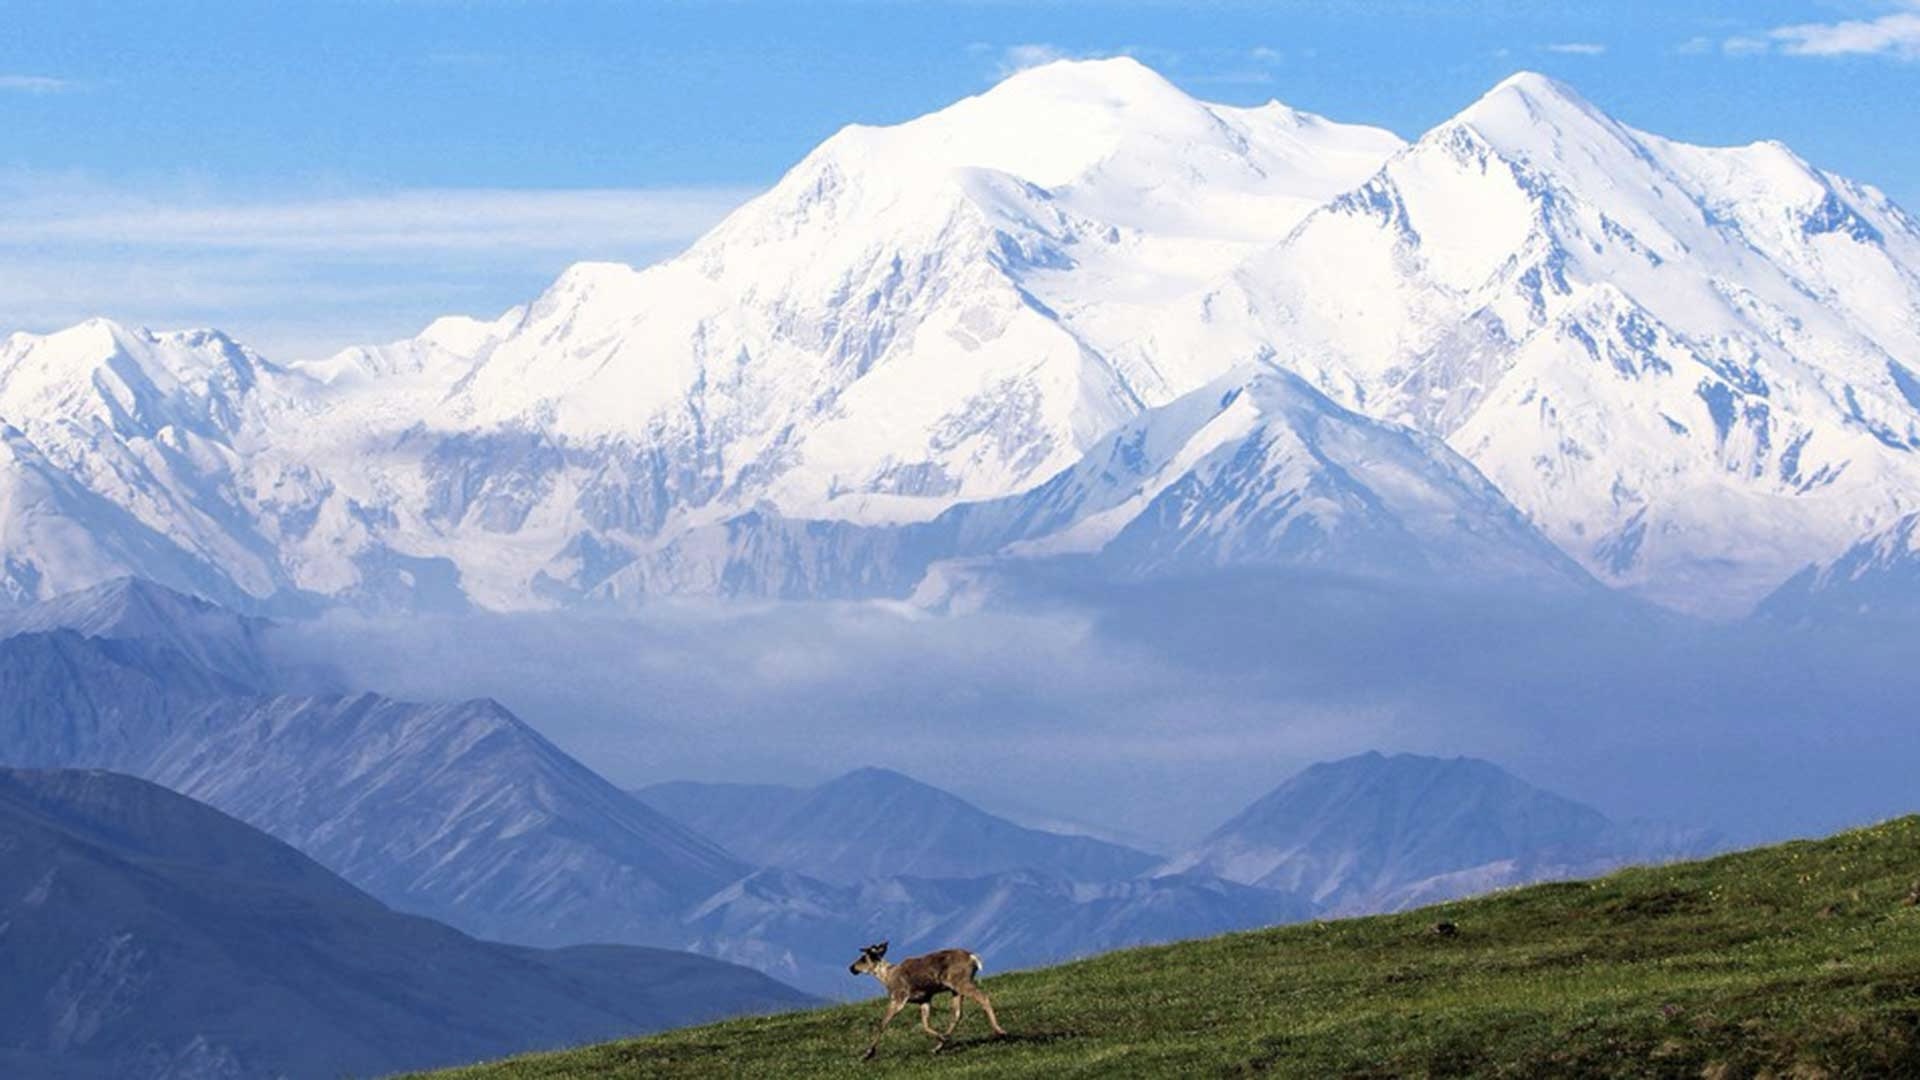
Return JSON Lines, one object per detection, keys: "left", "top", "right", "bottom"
{"left": 273, "top": 571, "right": 1920, "bottom": 850}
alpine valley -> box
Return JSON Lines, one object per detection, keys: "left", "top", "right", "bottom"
{"left": 5, "top": 58, "right": 1917, "bottom": 618}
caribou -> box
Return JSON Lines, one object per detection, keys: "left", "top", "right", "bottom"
{"left": 848, "top": 941, "right": 1007, "bottom": 1058}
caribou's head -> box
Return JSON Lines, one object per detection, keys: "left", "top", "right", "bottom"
{"left": 848, "top": 940, "right": 889, "bottom": 976}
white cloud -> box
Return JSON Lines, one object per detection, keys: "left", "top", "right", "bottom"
{"left": 1545, "top": 42, "right": 1607, "bottom": 56}
{"left": 1740, "top": 4, "right": 1920, "bottom": 59}
{"left": 999, "top": 43, "right": 1074, "bottom": 73}
{"left": 0, "top": 74, "right": 75, "bottom": 94}
{"left": 0, "top": 178, "right": 758, "bottom": 359}
{"left": 985, "top": 42, "right": 1285, "bottom": 85}
{"left": 991, "top": 42, "right": 1142, "bottom": 77}
{"left": 0, "top": 186, "right": 758, "bottom": 254}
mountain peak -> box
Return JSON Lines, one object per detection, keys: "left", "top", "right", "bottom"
{"left": 1313, "top": 749, "right": 1468, "bottom": 771}
{"left": 985, "top": 55, "right": 1180, "bottom": 104}
{"left": 1449, "top": 69, "right": 1618, "bottom": 151}
{"left": 1159, "top": 750, "right": 1643, "bottom": 909}
{"left": 1, "top": 316, "right": 263, "bottom": 404}
{"left": 41, "top": 574, "right": 214, "bottom": 616}
{"left": 812, "top": 55, "right": 1226, "bottom": 190}
{"left": 0, "top": 576, "right": 277, "bottom": 689}
{"left": 661, "top": 764, "right": 1158, "bottom": 886}
{"left": 821, "top": 765, "right": 939, "bottom": 796}
{"left": 15, "top": 316, "right": 138, "bottom": 361}
{"left": 1490, "top": 70, "right": 1582, "bottom": 100}
{"left": 26, "top": 318, "right": 247, "bottom": 360}
{"left": 1479, "top": 70, "right": 1597, "bottom": 114}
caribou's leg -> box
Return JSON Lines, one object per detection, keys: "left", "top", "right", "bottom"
{"left": 944, "top": 993, "right": 965, "bottom": 1037}
{"left": 968, "top": 987, "right": 1007, "bottom": 1037}
{"left": 863, "top": 998, "right": 905, "bottom": 1060}
{"left": 919, "top": 1002, "right": 946, "bottom": 1053}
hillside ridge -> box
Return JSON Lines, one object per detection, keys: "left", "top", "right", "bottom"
{"left": 418, "top": 814, "right": 1920, "bottom": 1078}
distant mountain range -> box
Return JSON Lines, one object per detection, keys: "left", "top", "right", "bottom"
{"left": 651, "top": 751, "right": 1714, "bottom": 994}
{"left": 0, "top": 767, "right": 809, "bottom": 1080}
{"left": 679, "top": 865, "right": 1311, "bottom": 996}
{"left": 0, "top": 580, "right": 747, "bottom": 948}
{"left": 4, "top": 60, "right": 1918, "bottom": 616}
{"left": 638, "top": 766, "right": 1159, "bottom": 884}
{"left": 0, "top": 578, "right": 1716, "bottom": 1006}
{"left": 1156, "top": 751, "right": 1718, "bottom": 914}
{"left": 0, "top": 575, "right": 277, "bottom": 690}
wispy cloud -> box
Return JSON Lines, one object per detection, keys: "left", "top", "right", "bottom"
{"left": 0, "top": 186, "right": 758, "bottom": 254}
{"left": 1732, "top": 3, "right": 1920, "bottom": 60}
{"left": 998, "top": 42, "right": 1079, "bottom": 75}
{"left": 0, "top": 177, "right": 758, "bottom": 358}
{"left": 1545, "top": 42, "right": 1607, "bottom": 56}
{"left": 980, "top": 42, "right": 1287, "bottom": 86}
{"left": 989, "top": 42, "right": 1150, "bottom": 78}
{"left": 0, "top": 74, "right": 77, "bottom": 94}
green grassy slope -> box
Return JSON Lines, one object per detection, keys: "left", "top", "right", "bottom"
{"left": 420, "top": 817, "right": 1920, "bottom": 1078}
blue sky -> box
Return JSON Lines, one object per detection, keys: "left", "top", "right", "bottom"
{"left": 3, "top": 0, "right": 1916, "bottom": 357}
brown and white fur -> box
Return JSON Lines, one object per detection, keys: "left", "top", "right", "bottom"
{"left": 849, "top": 941, "right": 1006, "bottom": 1058}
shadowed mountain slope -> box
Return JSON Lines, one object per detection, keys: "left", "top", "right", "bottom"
{"left": 1158, "top": 751, "right": 1715, "bottom": 912}
{"left": 0, "top": 768, "right": 810, "bottom": 1080}
{"left": 0, "top": 620, "right": 746, "bottom": 948}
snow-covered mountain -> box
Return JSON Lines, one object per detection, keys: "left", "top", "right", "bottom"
{"left": 1758, "top": 511, "right": 1920, "bottom": 623}
{"left": 3, "top": 59, "right": 1399, "bottom": 611}
{"left": 639, "top": 767, "right": 1159, "bottom": 884}
{"left": 3, "top": 61, "right": 1917, "bottom": 614}
{"left": 113, "top": 57, "right": 1385, "bottom": 613}
{"left": 0, "top": 321, "right": 295, "bottom": 610}
{"left": 940, "top": 366, "right": 1588, "bottom": 586}
{"left": 591, "top": 364, "right": 1592, "bottom": 600}
{"left": 1157, "top": 752, "right": 1717, "bottom": 913}
{"left": 0, "top": 767, "right": 807, "bottom": 1080}
{"left": 1192, "top": 73, "right": 1920, "bottom": 613}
